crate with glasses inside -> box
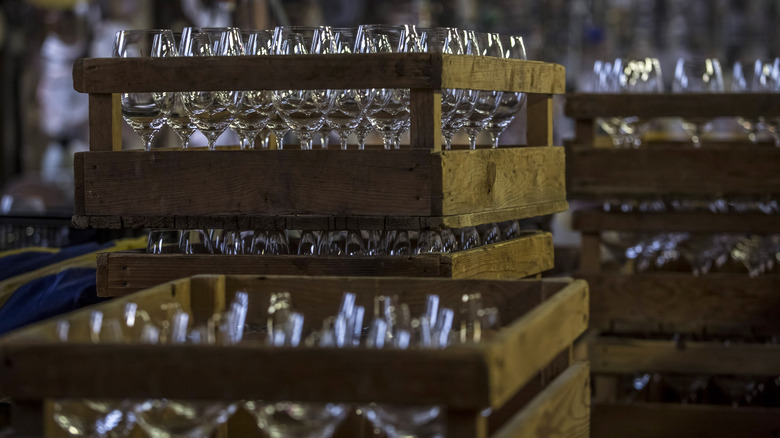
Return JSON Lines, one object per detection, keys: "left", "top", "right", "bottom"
{"left": 566, "top": 92, "right": 780, "bottom": 437}
{"left": 0, "top": 274, "right": 590, "bottom": 437}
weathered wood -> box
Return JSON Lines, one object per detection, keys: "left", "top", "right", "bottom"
{"left": 74, "top": 54, "right": 565, "bottom": 95}
{"left": 590, "top": 336, "right": 780, "bottom": 376}
{"left": 579, "top": 233, "right": 602, "bottom": 273}
{"left": 73, "top": 153, "right": 86, "bottom": 216}
{"left": 10, "top": 400, "right": 44, "bottom": 438}
{"left": 592, "top": 402, "right": 780, "bottom": 438}
{"left": 566, "top": 93, "right": 780, "bottom": 118}
{"left": 575, "top": 119, "right": 594, "bottom": 145}
{"left": 493, "top": 361, "right": 590, "bottom": 438}
{"left": 581, "top": 273, "right": 780, "bottom": 334}
{"left": 573, "top": 209, "right": 780, "bottom": 234}
{"left": 445, "top": 410, "right": 488, "bottom": 438}
{"left": 485, "top": 279, "right": 589, "bottom": 408}
{"left": 88, "top": 93, "right": 119, "bottom": 152}
{"left": 526, "top": 94, "right": 554, "bottom": 147}
{"left": 567, "top": 144, "right": 780, "bottom": 198}
{"left": 96, "top": 231, "right": 553, "bottom": 297}
{"left": 410, "top": 88, "right": 442, "bottom": 151}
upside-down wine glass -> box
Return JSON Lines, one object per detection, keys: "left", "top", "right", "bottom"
{"left": 672, "top": 57, "right": 724, "bottom": 146}
{"left": 462, "top": 31, "right": 504, "bottom": 149}
{"left": 485, "top": 34, "right": 527, "bottom": 148}
{"left": 326, "top": 28, "right": 363, "bottom": 149}
{"left": 420, "top": 27, "right": 467, "bottom": 146}
{"left": 112, "top": 29, "right": 177, "bottom": 151}
{"left": 230, "top": 30, "right": 274, "bottom": 149}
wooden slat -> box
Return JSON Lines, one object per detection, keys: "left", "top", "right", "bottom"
{"left": 590, "top": 336, "right": 780, "bottom": 376}
{"left": 447, "top": 231, "right": 553, "bottom": 279}
{"left": 566, "top": 93, "right": 780, "bottom": 118}
{"left": 493, "top": 361, "right": 590, "bottom": 438}
{"left": 579, "top": 233, "right": 602, "bottom": 274}
{"left": 445, "top": 410, "right": 488, "bottom": 438}
{"left": 592, "top": 402, "right": 780, "bottom": 438}
{"left": 410, "top": 88, "right": 442, "bottom": 151}
{"left": 574, "top": 209, "right": 780, "bottom": 234}
{"left": 74, "top": 54, "right": 564, "bottom": 95}
{"left": 88, "top": 93, "right": 118, "bottom": 152}
{"left": 96, "top": 231, "right": 553, "bottom": 297}
{"left": 582, "top": 273, "right": 780, "bottom": 334}
{"left": 526, "top": 94, "right": 554, "bottom": 147}
{"left": 439, "top": 147, "right": 566, "bottom": 217}
{"left": 567, "top": 145, "right": 780, "bottom": 198}
{"left": 485, "top": 279, "right": 589, "bottom": 408}
{"left": 438, "top": 200, "right": 569, "bottom": 230}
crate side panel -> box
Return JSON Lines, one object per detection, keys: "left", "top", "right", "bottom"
{"left": 449, "top": 231, "right": 554, "bottom": 279}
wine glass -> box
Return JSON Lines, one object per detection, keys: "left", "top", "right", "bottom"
{"left": 439, "top": 29, "right": 478, "bottom": 150}
{"left": 179, "top": 229, "right": 215, "bottom": 254}
{"left": 672, "top": 57, "right": 724, "bottom": 146}
{"left": 271, "top": 26, "right": 337, "bottom": 150}
{"left": 621, "top": 57, "right": 663, "bottom": 147}
{"left": 592, "top": 59, "right": 626, "bottom": 146}
{"left": 182, "top": 27, "right": 244, "bottom": 150}
{"left": 112, "top": 29, "right": 177, "bottom": 151}
{"left": 462, "top": 31, "right": 504, "bottom": 150}
{"left": 231, "top": 30, "right": 275, "bottom": 150}
{"left": 326, "top": 27, "right": 363, "bottom": 150}
{"left": 356, "top": 24, "right": 423, "bottom": 149}
{"left": 485, "top": 34, "right": 527, "bottom": 148}
{"left": 420, "top": 27, "right": 466, "bottom": 139}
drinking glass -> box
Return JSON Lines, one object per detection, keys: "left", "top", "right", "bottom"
{"left": 112, "top": 29, "right": 177, "bottom": 151}
{"left": 420, "top": 27, "right": 467, "bottom": 144}
{"left": 620, "top": 57, "right": 663, "bottom": 147}
{"left": 271, "top": 26, "right": 337, "bottom": 150}
{"left": 166, "top": 93, "right": 197, "bottom": 149}
{"left": 326, "top": 27, "right": 363, "bottom": 150}
{"left": 231, "top": 30, "right": 275, "bottom": 150}
{"left": 485, "top": 35, "right": 526, "bottom": 147}
{"left": 179, "top": 229, "right": 215, "bottom": 254}
{"left": 462, "top": 32, "right": 504, "bottom": 149}
{"left": 672, "top": 57, "right": 724, "bottom": 146}
{"left": 592, "top": 59, "right": 626, "bottom": 146}
{"left": 147, "top": 229, "right": 182, "bottom": 254}
{"left": 182, "top": 27, "right": 244, "bottom": 150}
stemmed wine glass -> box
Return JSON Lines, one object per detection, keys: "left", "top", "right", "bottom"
{"left": 181, "top": 27, "right": 244, "bottom": 150}
{"left": 462, "top": 31, "right": 504, "bottom": 149}
{"left": 231, "top": 30, "right": 275, "bottom": 150}
{"left": 485, "top": 34, "right": 526, "bottom": 148}
{"left": 620, "top": 57, "right": 663, "bottom": 147}
{"left": 325, "top": 28, "right": 363, "bottom": 150}
{"left": 439, "top": 29, "right": 478, "bottom": 150}
{"left": 271, "top": 26, "right": 337, "bottom": 150}
{"left": 112, "top": 29, "right": 177, "bottom": 151}
{"left": 672, "top": 57, "right": 724, "bottom": 146}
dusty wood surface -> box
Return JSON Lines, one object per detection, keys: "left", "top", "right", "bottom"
{"left": 526, "top": 94, "right": 554, "bottom": 147}
{"left": 592, "top": 402, "right": 780, "bottom": 438}
{"left": 493, "top": 361, "right": 590, "bottom": 438}
{"left": 590, "top": 336, "right": 780, "bottom": 376}
{"left": 581, "top": 273, "right": 780, "bottom": 334}
{"left": 410, "top": 88, "right": 442, "bottom": 151}
{"left": 74, "top": 54, "right": 565, "bottom": 95}
{"left": 573, "top": 209, "right": 780, "bottom": 234}
{"left": 447, "top": 231, "right": 553, "bottom": 280}
{"left": 88, "top": 94, "right": 118, "bottom": 152}
{"left": 566, "top": 93, "right": 780, "bottom": 118}
{"left": 567, "top": 144, "right": 780, "bottom": 198}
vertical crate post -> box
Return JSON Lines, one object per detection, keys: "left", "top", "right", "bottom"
{"left": 88, "top": 93, "right": 122, "bottom": 152}
{"left": 526, "top": 93, "right": 554, "bottom": 147}
{"left": 410, "top": 88, "right": 442, "bottom": 151}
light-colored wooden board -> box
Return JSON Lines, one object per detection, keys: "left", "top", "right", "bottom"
{"left": 590, "top": 336, "right": 780, "bottom": 376}
{"left": 581, "top": 273, "right": 780, "bottom": 334}
{"left": 493, "top": 361, "right": 590, "bottom": 438}
{"left": 573, "top": 209, "right": 780, "bottom": 234}
{"left": 448, "top": 231, "right": 553, "bottom": 279}
{"left": 566, "top": 93, "right": 780, "bottom": 118}
{"left": 592, "top": 402, "right": 780, "bottom": 438}
{"left": 526, "top": 94, "right": 554, "bottom": 147}
{"left": 74, "top": 54, "right": 565, "bottom": 95}
{"left": 567, "top": 144, "right": 780, "bottom": 198}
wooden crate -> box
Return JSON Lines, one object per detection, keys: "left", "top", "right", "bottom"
{"left": 97, "top": 230, "right": 554, "bottom": 297}
{"left": 71, "top": 53, "right": 567, "bottom": 230}
{"left": 0, "top": 274, "right": 590, "bottom": 438}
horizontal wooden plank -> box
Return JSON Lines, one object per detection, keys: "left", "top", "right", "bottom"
{"left": 74, "top": 54, "right": 564, "bottom": 94}
{"left": 493, "top": 361, "right": 590, "bottom": 438}
{"left": 590, "top": 336, "right": 780, "bottom": 376}
{"left": 567, "top": 145, "right": 780, "bottom": 198}
{"left": 96, "top": 231, "right": 553, "bottom": 297}
{"left": 592, "top": 402, "right": 780, "bottom": 438}
{"left": 573, "top": 209, "right": 780, "bottom": 234}
{"left": 581, "top": 273, "right": 780, "bottom": 334}
{"left": 566, "top": 93, "right": 780, "bottom": 118}
{"left": 485, "top": 279, "right": 589, "bottom": 408}
{"left": 440, "top": 147, "right": 567, "bottom": 217}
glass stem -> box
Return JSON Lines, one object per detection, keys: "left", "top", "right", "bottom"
{"left": 299, "top": 133, "right": 313, "bottom": 150}
{"left": 356, "top": 130, "right": 367, "bottom": 150}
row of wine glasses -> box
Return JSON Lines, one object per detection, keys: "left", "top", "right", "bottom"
{"left": 147, "top": 220, "right": 524, "bottom": 255}
{"left": 113, "top": 25, "right": 528, "bottom": 152}
{"left": 625, "top": 372, "right": 780, "bottom": 407}
{"left": 0, "top": 223, "right": 72, "bottom": 251}
{"left": 602, "top": 198, "right": 780, "bottom": 215}
{"left": 52, "top": 288, "right": 501, "bottom": 437}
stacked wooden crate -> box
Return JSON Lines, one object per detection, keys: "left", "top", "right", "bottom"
{"left": 566, "top": 93, "right": 780, "bottom": 437}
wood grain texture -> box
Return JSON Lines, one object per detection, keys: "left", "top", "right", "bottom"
{"left": 567, "top": 145, "right": 780, "bottom": 198}
{"left": 447, "top": 231, "right": 553, "bottom": 279}
{"left": 74, "top": 54, "right": 564, "bottom": 95}
{"left": 493, "top": 361, "right": 590, "bottom": 438}
{"left": 73, "top": 153, "right": 85, "bottom": 215}
{"left": 578, "top": 233, "right": 602, "bottom": 274}
{"left": 573, "top": 209, "right": 780, "bottom": 234}
{"left": 438, "top": 200, "right": 569, "bottom": 229}
{"left": 485, "top": 279, "right": 589, "bottom": 408}
{"left": 445, "top": 410, "right": 488, "bottom": 438}
{"left": 581, "top": 273, "right": 780, "bottom": 334}
{"left": 438, "top": 147, "right": 566, "bottom": 217}
{"left": 589, "top": 336, "right": 780, "bottom": 376}
{"left": 592, "top": 402, "right": 780, "bottom": 438}
{"left": 566, "top": 93, "right": 780, "bottom": 118}
{"left": 526, "top": 94, "right": 554, "bottom": 147}
{"left": 410, "top": 88, "right": 442, "bottom": 151}
{"left": 96, "top": 232, "right": 553, "bottom": 297}
{"left": 88, "top": 94, "right": 117, "bottom": 152}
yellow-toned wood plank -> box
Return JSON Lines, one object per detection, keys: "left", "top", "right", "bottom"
{"left": 441, "top": 56, "right": 565, "bottom": 94}
{"left": 526, "top": 94, "right": 554, "bottom": 147}
{"left": 448, "top": 231, "right": 553, "bottom": 279}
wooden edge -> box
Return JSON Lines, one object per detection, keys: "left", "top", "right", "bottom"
{"left": 485, "top": 280, "right": 589, "bottom": 408}
{"left": 565, "top": 93, "right": 780, "bottom": 118}
{"left": 73, "top": 153, "right": 85, "bottom": 216}
{"left": 441, "top": 200, "right": 569, "bottom": 229}
{"left": 448, "top": 231, "right": 553, "bottom": 279}
{"left": 573, "top": 209, "right": 780, "bottom": 234}
{"left": 592, "top": 401, "right": 780, "bottom": 438}
{"left": 589, "top": 336, "right": 780, "bottom": 376}
{"left": 491, "top": 361, "right": 590, "bottom": 438}
{"left": 526, "top": 94, "right": 554, "bottom": 147}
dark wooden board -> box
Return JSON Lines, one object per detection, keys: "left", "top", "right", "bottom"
{"left": 566, "top": 93, "right": 780, "bottom": 118}
{"left": 573, "top": 209, "right": 780, "bottom": 234}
